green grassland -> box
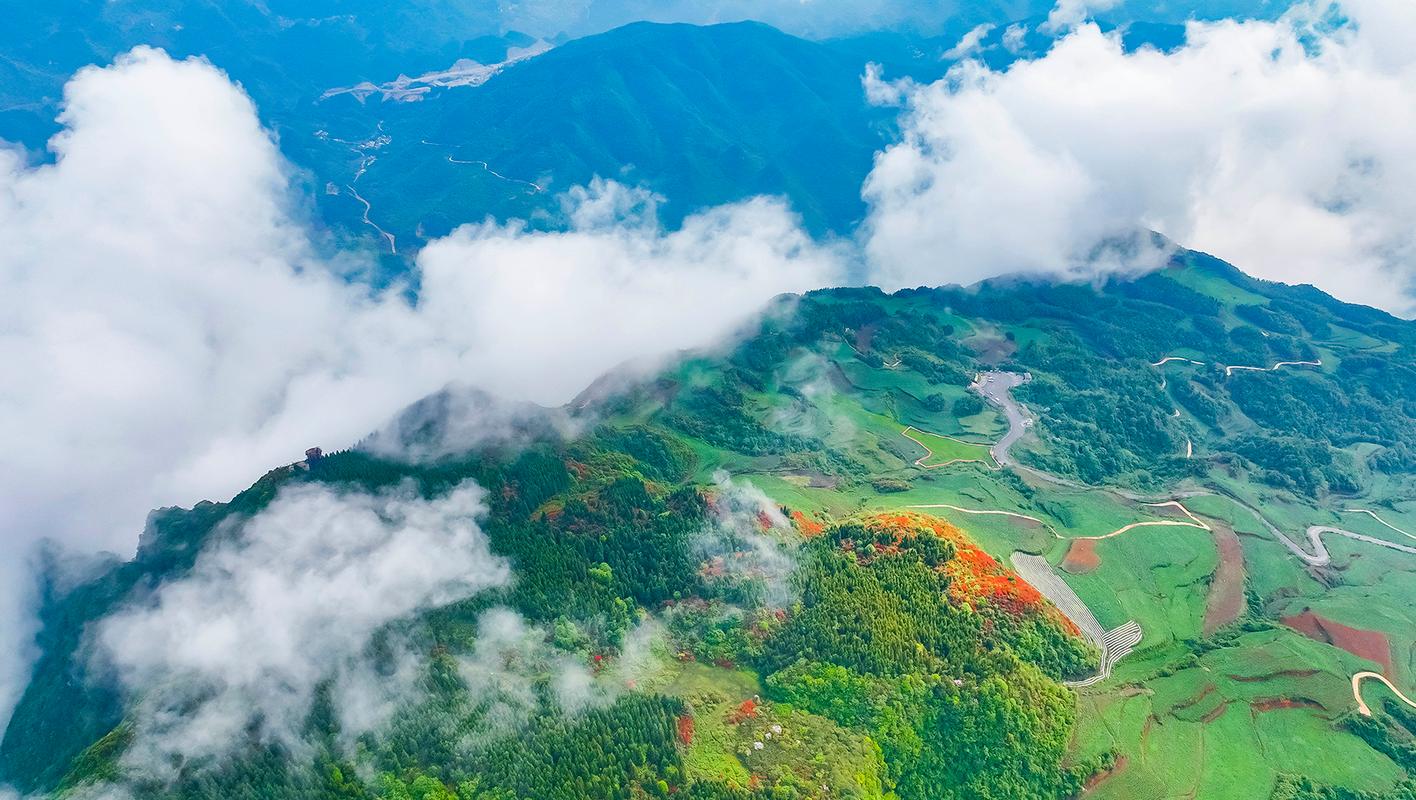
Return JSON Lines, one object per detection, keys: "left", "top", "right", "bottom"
{"left": 681, "top": 261, "right": 1416, "bottom": 800}
{"left": 1057, "top": 523, "right": 1216, "bottom": 643}
{"left": 1072, "top": 628, "right": 1408, "bottom": 800}
{"left": 725, "top": 365, "right": 1413, "bottom": 800}
{"left": 1168, "top": 262, "right": 1273, "bottom": 308}
{"left": 899, "top": 426, "right": 994, "bottom": 467}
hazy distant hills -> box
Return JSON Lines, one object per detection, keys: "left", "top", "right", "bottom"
{"left": 312, "top": 21, "right": 894, "bottom": 241}
{"left": 0, "top": 0, "right": 534, "bottom": 150}
{"left": 3, "top": 5, "right": 1255, "bottom": 258}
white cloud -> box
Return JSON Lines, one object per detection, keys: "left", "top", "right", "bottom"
{"left": 1041, "top": 0, "right": 1121, "bottom": 34}
{"left": 861, "top": 1, "right": 1416, "bottom": 314}
{"left": 16, "top": 514, "right": 459, "bottom": 795}
{"left": 697, "top": 470, "right": 798, "bottom": 609}
{"left": 414, "top": 178, "right": 843, "bottom": 403}
{"left": 942, "top": 23, "right": 995, "bottom": 60}
{"left": 1002, "top": 23, "right": 1031, "bottom": 54}
{"left": 0, "top": 48, "right": 842, "bottom": 731}
{"left": 455, "top": 608, "right": 664, "bottom": 734}
{"left": 93, "top": 479, "right": 508, "bottom": 777}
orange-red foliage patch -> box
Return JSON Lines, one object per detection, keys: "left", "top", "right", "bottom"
{"left": 791, "top": 509, "right": 825, "bottom": 538}
{"left": 845, "top": 512, "right": 1079, "bottom": 635}
{"left": 728, "top": 699, "right": 759, "bottom": 724}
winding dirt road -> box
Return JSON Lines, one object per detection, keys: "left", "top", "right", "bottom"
{"left": 1223, "top": 360, "right": 1322, "bottom": 377}
{"left": 973, "top": 372, "right": 1031, "bottom": 468}
{"left": 973, "top": 369, "right": 1416, "bottom": 565}
{"left": 1352, "top": 672, "right": 1416, "bottom": 717}
{"left": 1148, "top": 354, "right": 1323, "bottom": 377}
{"left": 972, "top": 372, "right": 1084, "bottom": 489}
{"left": 1218, "top": 495, "right": 1416, "bottom": 567}
{"left": 914, "top": 370, "right": 1416, "bottom": 690}
{"left": 346, "top": 185, "right": 397, "bottom": 254}
{"left": 1346, "top": 509, "right": 1416, "bottom": 543}
{"left": 445, "top": 154, "right": 545, "bottom": 193}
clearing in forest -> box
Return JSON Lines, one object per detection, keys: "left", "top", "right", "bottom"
{"left": 901, "top": 426, "right": 995, "bottom": 469}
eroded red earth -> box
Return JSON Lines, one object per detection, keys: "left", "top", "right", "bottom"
{"left": 1060, "top": 538, "right": 1100, "bottom": 574}
{"left": 1281, "top": 610, "right": 1393, "bottom": 672}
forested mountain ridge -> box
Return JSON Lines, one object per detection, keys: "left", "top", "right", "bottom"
{"left": 1, "top": 13, "right": 1221, "bottom": 263}
{"left": 306, "top": 20, "right": 894, "bottom": 243}
{"left": 5, "top": 251, "right": 1416, "bottom": 800}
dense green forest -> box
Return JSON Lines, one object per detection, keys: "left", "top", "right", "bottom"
{"left": 7, "top": 439, "right": 1098, "bottom": 799}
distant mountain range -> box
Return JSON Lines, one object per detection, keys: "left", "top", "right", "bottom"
{"left": 306, "top": 21, "right": 895, "bottom": 242}
{"left": 3, "top": 5, "right": 1250, "bottom": 261}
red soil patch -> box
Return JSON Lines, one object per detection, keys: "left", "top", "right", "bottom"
{"left": 1281, "top": 610, "right": 1393, "bottom": 672}
{"left": 1251, "top": 697, "right": 1325, "bottom": 713}
{"left": 1060, "top": 538, "right": 1100, "bottom": 574}
{"left": 1202, "top": 522, "right": 1247, "bottom": 636}
{"left": 1084, "top": 754, "right": 1129, "bottom": 791}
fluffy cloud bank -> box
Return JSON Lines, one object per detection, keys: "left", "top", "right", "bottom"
{"left": 94, "top": 480, "right": 507, "bottom": 777}
{"left": 862, "top": 0, "right": 1416, "bottom": 313}
{"left": 0, "top": 47, "right": 840, "bottom": 730}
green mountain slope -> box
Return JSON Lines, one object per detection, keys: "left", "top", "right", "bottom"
{"left": 5, "top": 253, "right": 1416, "bottom": 799}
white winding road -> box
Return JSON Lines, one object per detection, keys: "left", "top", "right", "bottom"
{"left": 1352, "top": 672, "right": 1416, "bottom": 717}
{"left": 917, "top": 370, "right": 1416, "bottom": 691}
{"left": 1148, "top": 353, "right": 1323, "bottom": 377}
